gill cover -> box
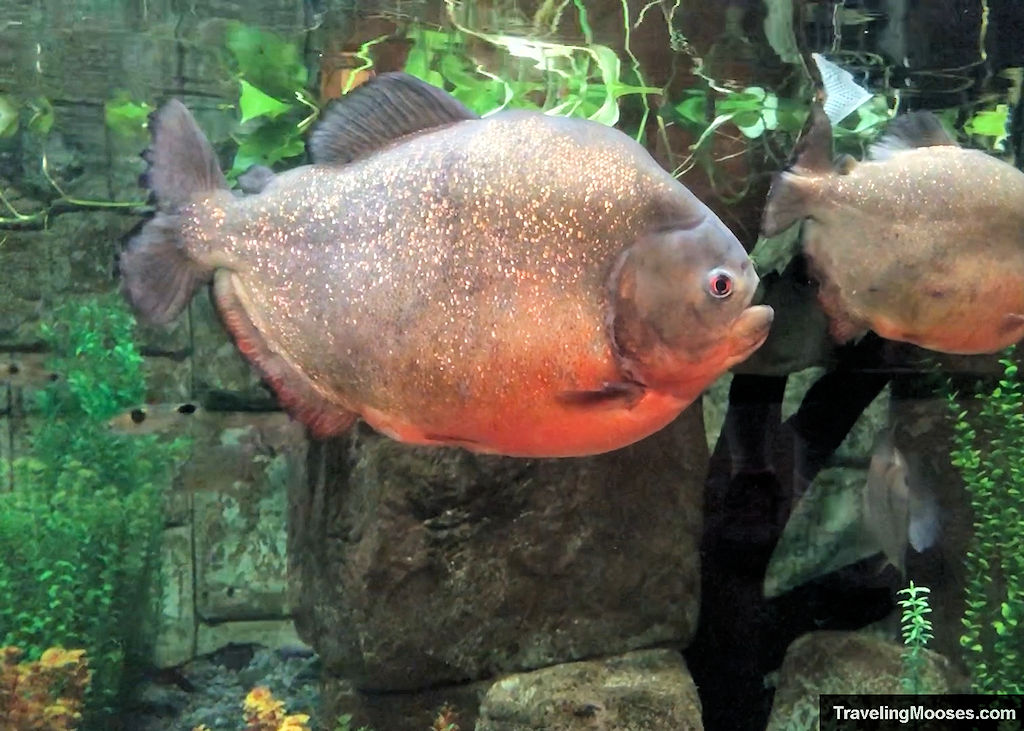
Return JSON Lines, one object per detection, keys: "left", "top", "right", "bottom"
{"left": 608, "top": 224, "right": 764, "bottom": 392}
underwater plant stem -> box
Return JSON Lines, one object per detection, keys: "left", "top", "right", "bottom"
{"left": 0, "top": 187, "right": 46, "bottom": 226}
{"left": 40, "top": 153, "right": 145, "bottom": 210}
{"left": 346, "top": 35, "right": 390, "bottom": 96}
{"left": 617, "top": 0, "right": 653, "bottom": 143}
{"left": 294, "top": 89, "right": 320, "bottom": 132}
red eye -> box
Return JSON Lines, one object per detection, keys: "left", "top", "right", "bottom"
{"left": 708, "top": 269, "right": 733, "bottom": 298}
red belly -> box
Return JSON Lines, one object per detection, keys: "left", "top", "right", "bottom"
{"left": 360, "top": 389, "right": 689, "bottom": 458}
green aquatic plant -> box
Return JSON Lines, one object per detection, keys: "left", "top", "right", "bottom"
{"left": 104, "top": 91, "right": 152, "bottom": 143}
{"left": 0, "top": 295, "right": 188, "bottom": 727}
{"left": 964, "top": 103, "right": 1009, "bottom": 150}
{"left": 333, "top": 713, "right": 373, "bottom": 731}
{"left": 673, "top": 85, "right": 805, "bottom": 143}
{"left": 948, "top": 353, "right": 1024, "bottom": 693}
{"left": 0, "top": 94, "right": 17, "bottom": 137}
{"left": 897, "top": 581, "right": 934, "bottom": 694}
{"left": 400, "top": 1, "right": 658, "bottom": 134}
{"left": 224, "top": 22, "right": 318, "bottom": 178}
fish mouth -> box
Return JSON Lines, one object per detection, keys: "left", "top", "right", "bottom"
{"left": 729, "top": 304, "right": 774, "bottom": 363}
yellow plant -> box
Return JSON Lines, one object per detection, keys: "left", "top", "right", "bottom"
{"left": 192, "top": 686, "right": 311, "bottom": 731}
{"left": 0, "top": 646, "right": 91, "bottom": 731}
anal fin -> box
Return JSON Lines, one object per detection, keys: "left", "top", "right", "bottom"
{"left": 213, "top": 272, "right": 356, "bottom": 439}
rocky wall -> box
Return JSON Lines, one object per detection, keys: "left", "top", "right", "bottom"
{"left": 0, "top": 0, "right": 323, "bottom": 669}
{"left": 154, "top": 412, "right": 310, "bottom": 668}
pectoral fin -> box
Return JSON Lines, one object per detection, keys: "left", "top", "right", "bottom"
{"left": 1000, "top": 313, "right": 1024, "bottom": 342}
{"left": 556, "top": 381, "right": 645, "bottom": 410}
{"left": 828, "top": 315, "right": 868, "bottom": 344}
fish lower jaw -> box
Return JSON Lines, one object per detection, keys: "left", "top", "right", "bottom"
{"left": 720, "top": 304, "right": 774, "bottom": 368}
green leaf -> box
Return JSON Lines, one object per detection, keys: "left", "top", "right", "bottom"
{"left": 673, "top": 94, "right": 707, "bottom": 126}
{"left": 231, "top": 117, "right": 305, "bottom": 175}
{"left": 588, "top": 44, "right": 659, "bottom": 126}
{"left": 238, "top": 80, "right": 292, "bottom": 124}
{"left": 965, "top": 104, "right": 1009, "bottom": 145}
{"left": 226, "top": 22, "right": 308, "bottom": 99}
{"left": 0, "top": 95, "right": 18, "bottom": 138}
{"left": 26, "top": 96, "right": 54, "bottom": 135}
{"left": 104, "top": 92, "right": 151, "bottom": 139}
{"left": 403, "top": 28, "right": 447, "bottom": 89}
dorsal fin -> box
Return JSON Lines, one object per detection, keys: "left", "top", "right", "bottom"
{"left": 870, "top": 111, "right": 958, "bottom": 161}
{"left": 792, "top": 103, "right": 834, "bottom": 174}
{"left": 309, "top": 72, "right": 479, "bottom": 166}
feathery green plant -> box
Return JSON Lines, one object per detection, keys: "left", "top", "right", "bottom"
{"left": 897, "top": 581, "right": 934, "bottom": 693}
{"left": 948, "top": 353, "right": 1024, "bottom": 693}
{"left": 0, "top": 295, "right": 188, "bottom": 727}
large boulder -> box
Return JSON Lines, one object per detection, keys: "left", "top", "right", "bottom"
{"left": 289, "top": 409, "right": 708, "bottom": 692}
{"left": 766, "top": 630, "right": 968, "bottom": 731}
{"left": 477, "top": 649, "right": 703, "bottom": 731}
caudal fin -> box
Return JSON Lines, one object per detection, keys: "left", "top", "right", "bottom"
{"left": 121, "top": 100, "right": 228, "bottom": 325}
{"left": 142, "top": 100, "right": 228, "bottom": 211}
{"left": 761, "top": 104, "right": 834, "bottom": 237}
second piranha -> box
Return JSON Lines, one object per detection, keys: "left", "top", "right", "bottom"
{"left": 763, "top": 105, "right": 1024, "bottom": 355}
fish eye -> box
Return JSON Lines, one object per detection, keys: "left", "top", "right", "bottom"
{"left": 707, "top": 269, "right": 734, "bottom": 299}
{"left": 131, "top": 408, "right": 147, "bottom": 424}
{"left": 178, "top": 403, "right": 197, "bottom": 415}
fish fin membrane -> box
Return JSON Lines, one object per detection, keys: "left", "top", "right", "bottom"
{"left": 760, "top": 104, "right": 834, "bottom": 237}
{"left": 761, "top": 171, "right": 809, "bottom": 237}
{"left": 792, "top": 103, "right": 834, "bottom": 174}
{"left": 556, "top": 381, "right": 645, "bottom": 410}
{"left": 908, "top": 493, "right": 940, "bottom": 553}
{"left": 999, "top": 313, "right": 1024, "bottom": 341}
{"left": 142, "top": 99, "right": 228, "bottom": 211}
{"left": 827, "top": 313, "right": 867, "bottom": 344}
{"left": 120, "top": 213, "right": 212, "bottom": 325}
{"left": 309, "top": 72, "right": 479, "bottom": 166}
{"left": 237, "top": 165, "right": 276, "bottom": 195}
{"left": 870, "top": 111, "right": 957, "bottom": 161}
{"left": 213, "top": 272, "right": 357, "bottom": 439}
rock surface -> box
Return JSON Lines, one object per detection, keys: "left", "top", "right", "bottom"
{"left": 323, "top": 676, "right": 490, "bottom": 731}
{"left": 128, "top": 645, "right": 320, "bottom": 731}
{"left": 477, "top": 649, "right": 703, "bottom": 731}
{"left": 766, "top": 630, "right": 969, "bottom": 731}
{"left": 290, "top": 411, "right": 708, "bottom": 692}
{"left": 152, "top": 411, "right": 308, "bottom": 667}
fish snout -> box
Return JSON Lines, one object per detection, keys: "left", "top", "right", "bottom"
{"left": 729, "top": 303, "right": 774, "bottom": 364}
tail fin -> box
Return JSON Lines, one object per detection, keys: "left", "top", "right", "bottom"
{"left": 121, "top": 100, "right": 228, "bottom": 325}
{"left": 142, "top": 100, "right": 228, "bottom": 212}
{"left": 760, "top": 104, "right": 833, "bottom": 237}
{"left": 761, "top": 171, "right": 810, "bottom": 237}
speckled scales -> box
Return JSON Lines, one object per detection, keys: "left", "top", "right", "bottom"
{"left": 799, "top": 146, "right": 1024, "bottom": 353}
{"left": 185, "top": 111, "right": 704, "bottom": 452}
